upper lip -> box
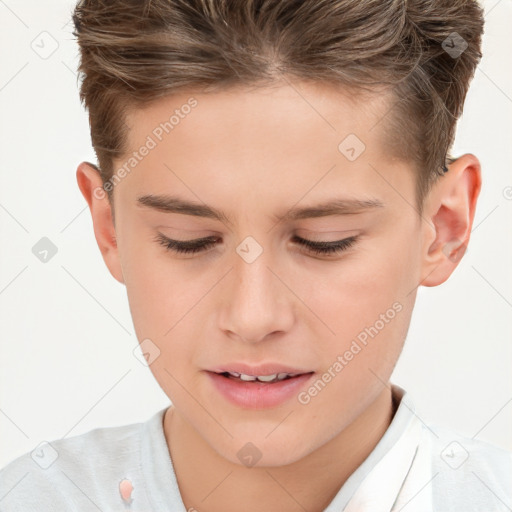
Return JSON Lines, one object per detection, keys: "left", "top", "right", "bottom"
{"left": 208, "top": 363, "right": 314, "bottom": 376}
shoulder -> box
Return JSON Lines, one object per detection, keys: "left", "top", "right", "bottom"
{"left": 0, "top": 418, "right": 146, "bottom": 511}
{"left": 426, "top": 424, "right": 512, "bottom": 511}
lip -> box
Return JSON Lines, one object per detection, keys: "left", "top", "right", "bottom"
{"left": 208, "top": 362, "right": 313, "bottom": 376}
{"left": 205, "top": 366, "right": 315, "bottom": 409}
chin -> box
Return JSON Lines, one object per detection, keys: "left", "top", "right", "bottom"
{"left": 214, "top": 431, "right": 314, "bottom": 469}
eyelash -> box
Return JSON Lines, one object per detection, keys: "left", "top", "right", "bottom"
{"left": 154, "top": 233, "right": 360, "bottom": 257}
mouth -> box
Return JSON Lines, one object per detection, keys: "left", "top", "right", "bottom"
{"left": 205, "top": 366, "right": 315, "bottom": 409}
{"left": 214, "top": 371, "right": 311, "bottom": 384}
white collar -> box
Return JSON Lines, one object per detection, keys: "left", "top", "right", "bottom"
{"left": 325, "top": 384, "right": 433, "bottom": 511}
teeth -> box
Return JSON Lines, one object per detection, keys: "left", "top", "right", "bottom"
{"left": 226, "top": 371, "right": 297, "bottom": 382}
{"left": 239, "top": 373, "right": 257, "bottom": 381}
{"left": 255, "top": 374, "right": 278, "bottom": 382}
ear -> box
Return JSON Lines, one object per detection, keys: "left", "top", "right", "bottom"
{"left": 76, "top": 162, "right": 125, "bottom": 284}
{"left": 419, "top": 153, "right": 482, "bottom": 287}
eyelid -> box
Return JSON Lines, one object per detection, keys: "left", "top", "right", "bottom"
{"left": 291, "top": 234, "right": 359, "bottom": 255}
{"left": 153, "top": 233, "right": 220, "bottom": 257}
{"left": 154, "top": 231, "right": 360, "bottom": 257}
{"left": 294, "top": 229, "right": 359, "bottom": 240}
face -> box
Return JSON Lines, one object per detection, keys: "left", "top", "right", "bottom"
{"left": 103, "top": 81, "right": 430, "bottom": 466}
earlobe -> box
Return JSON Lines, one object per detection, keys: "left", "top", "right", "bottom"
{"left": 76, "top": 162, "right": 125, "bottom": 285}
{"left": 419, "top": 154, "right": 481, "bottom": 287}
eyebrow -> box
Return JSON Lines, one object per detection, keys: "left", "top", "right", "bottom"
{"left": 136, "top": 194, "right": 385, "bottom": 228}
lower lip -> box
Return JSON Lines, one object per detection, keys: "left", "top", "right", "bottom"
{"left": 205, "top": 371, "right": 315, "bottom": 409}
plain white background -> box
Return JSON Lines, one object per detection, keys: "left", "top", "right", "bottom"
{"left": 0, "top": 0, "right": 511, "bottom": 469}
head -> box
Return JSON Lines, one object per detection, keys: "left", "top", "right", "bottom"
{"left": 73, "top": 0, "right": 484, "bottom": 466}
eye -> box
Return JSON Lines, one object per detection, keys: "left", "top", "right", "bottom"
{"left": 155, "top": 232, "right": 360, "bottom": 257}
{"left": 154, "top": 233, "right": 220, "bottom": 254}
{"left": 291, "top": 235, "right": 359, "bottom": 256}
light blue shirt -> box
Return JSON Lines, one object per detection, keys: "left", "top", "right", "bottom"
{"left": 0, "top": 384, "right": 510, "bottom": 511}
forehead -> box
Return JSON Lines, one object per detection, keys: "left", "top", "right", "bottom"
{"left": 122, "top": 80, "right": 395, "bottom": 159}
{"left": 114, "top": 81, "right": 414, "bottom": 223}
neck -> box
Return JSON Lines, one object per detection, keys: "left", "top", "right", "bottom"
{"left": 163, "top": 386, "right": 395, "bottom": 512}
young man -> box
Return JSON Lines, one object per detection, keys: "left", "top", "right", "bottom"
{"left": 0, "top": 0, "right": 510, "bottom": 510}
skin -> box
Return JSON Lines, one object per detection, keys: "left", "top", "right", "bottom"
{"left": 76, "top": 79, "right": 481, "bottom": 512}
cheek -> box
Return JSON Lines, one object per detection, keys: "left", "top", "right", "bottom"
{"left": 298, "top": 282, "right": 414, "bottom": 437}
{"left": 123, "top": 256, "right": 206, "bottom": 399}
{"left": 306, "top": 231, "right": 418, "bottom": 387}
{"left": 314, "top": 236, "right": 417, "bottom": 336}
{"left": 121, "top": 241, "right": 204, "bottom": 353}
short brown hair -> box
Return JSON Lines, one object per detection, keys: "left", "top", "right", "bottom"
{"left": 72, "top": 0, "right": 484, "bottom": 215}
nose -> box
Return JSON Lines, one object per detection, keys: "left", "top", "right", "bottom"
{"left": 218, "top": 245, "right": 295, "bottom": 344}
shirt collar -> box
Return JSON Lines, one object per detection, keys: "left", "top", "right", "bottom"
{"left": 325, "top": 383, "right": 432, "bottom": 511}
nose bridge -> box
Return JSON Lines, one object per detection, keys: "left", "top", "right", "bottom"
{"left": 220, "top": 240, "right": 293, "bottom": 343}
{"left": 235, "top": 250, "right": 274, "bottom": 305}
